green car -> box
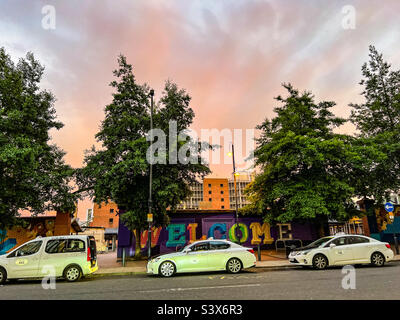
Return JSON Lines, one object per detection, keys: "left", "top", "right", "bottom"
{"left": 146, "top": 239, "right": 257, "bottom": 277}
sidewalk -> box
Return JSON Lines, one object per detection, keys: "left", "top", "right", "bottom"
{"left": 94, "top": 250, "right": 400, "bottom": 276}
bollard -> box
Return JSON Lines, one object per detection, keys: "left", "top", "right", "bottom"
{"left": 122, "top": 247, "right": 126, "bottom": 267}
{"left": 257, "top": 243, "right": 261, "bottom": 261}
{"left": 395, "top": 234, "right": 399, "bottom": 255}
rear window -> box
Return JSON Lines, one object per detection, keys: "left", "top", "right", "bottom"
{"left": 192, "top": 242, "right": 209, "bottom": 251}
{"left": 45, "top": 239, "right": 85, "bottom": 254}
{"left": 209, "top": 241, "right": 230, "bottom": 250}
{"left": 88, "top": 236, "right": 97, "bottom": 258}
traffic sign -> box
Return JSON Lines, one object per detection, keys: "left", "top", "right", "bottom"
{"left": 385, "top": 202, "right": 394, "bottom": 213}
{"left": 147, "top": 213, "right": 153, "bottom": 223}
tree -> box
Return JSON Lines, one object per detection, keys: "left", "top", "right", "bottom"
{"left": 243, "top": 84, "right": 359, "bottom": 236}
{"left": 349, "top": 45, "right": 400, "bottom": 204}
{"left": 0, "top": 48, "right": 77, "bottom": 229}
{"left": 78, "top": 55, "right": 210, "bottom": 258}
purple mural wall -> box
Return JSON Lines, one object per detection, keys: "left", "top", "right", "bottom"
{"left": 117, "top": 212, "right": 318, "bottom": 257}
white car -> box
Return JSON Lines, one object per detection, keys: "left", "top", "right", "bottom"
{"left": 147, "top": 239, "right": 257, "bottom": 277}
{"left": 0, "top": 235, "right": 98, "bottom": 284}
{"left": 288, "top": 234, "right": 394, "bottom": 269}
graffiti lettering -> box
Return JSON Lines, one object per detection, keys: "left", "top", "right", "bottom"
{"left": 249, "top": 222, "right": 274, "bottom": 245}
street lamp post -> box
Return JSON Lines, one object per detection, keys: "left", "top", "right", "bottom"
{"left": 147, "top": 89, "right": 154, "bottom": 259}
{"left": 229, "top": 144, "right": 240, "bottom": 243}
{"left": 385, "top": 201, "right": 399, "bottom": 254}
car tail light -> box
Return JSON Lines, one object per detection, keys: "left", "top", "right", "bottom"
{"left": 247, "top": 249, "right": 255, "bottom": 254}
{"left": 87, "top": 247, "right": 91, "bottom": 262}
{"left": 385, "top": 244, "right": 391, "bottom": 249}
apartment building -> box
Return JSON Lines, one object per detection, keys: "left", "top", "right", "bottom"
{"left": 176, "top": 181, "right": 203, "bottom": 210}
{"left": 177, "top": 173, "right": 253, "bottom": 211}
{"left": 228, "top": 173, "right": 253, "bottom": 209}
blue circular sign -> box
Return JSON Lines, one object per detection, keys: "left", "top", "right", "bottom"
{"left": 385, "top": 202, "right": 394, "bottom": 213}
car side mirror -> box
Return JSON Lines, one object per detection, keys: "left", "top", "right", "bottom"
{"left": 329, "top": 243, "right": 336, "bottom": 248}
{"left": 184, "top": 248, "right": 192, "bottom": 254}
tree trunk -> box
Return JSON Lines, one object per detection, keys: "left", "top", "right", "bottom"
{"left": 316, "top": 216, "right": 329, "bottom": 238}
{"left": 133, "top": 228, "right": 142, "bottom": 259}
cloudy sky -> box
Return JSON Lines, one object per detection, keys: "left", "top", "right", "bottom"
{"left": 1, "top": 0, "right": 400, "bottom": 213}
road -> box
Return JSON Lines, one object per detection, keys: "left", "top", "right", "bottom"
{"left": 2, "top": 262, "right": 400, "bottom": 300}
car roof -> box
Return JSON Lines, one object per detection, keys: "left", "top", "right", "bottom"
{"left": 328, "top": 234, "right": 377, "bottom": 241}
{"left": 32, "top": 235, "right": 90, "bottom": 241}
{"left": 188, "top": 239, "right": 240, "bottom": 246}
{"left": 331, "top": 234, "right": 369, "bottom": 238}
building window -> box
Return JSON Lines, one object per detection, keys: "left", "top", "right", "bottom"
{"left": 109, "top": 218, "right": 114, "bottom": 224}
{"left": 110, "top": 209, "right": 114, "bottom": 214}
{"left": 208, "top": 190, "right": 212, "bottom": 194}
{"left": 209, "top": 198, "right": 212, "bottom": 202}
{"left": 221, "top": 191, "right": 224, "bottom": 194}
{"left": 220, "top": 184, "right": 223, "bottom": 187}
{"left": 221, "top": 205, "right": 225, "bottom": 209}
{"left": 221, "top": 198, "right": 224, "bottom": 202}
{"left": 208, "top": 184, "right": 211, "bottom": 187}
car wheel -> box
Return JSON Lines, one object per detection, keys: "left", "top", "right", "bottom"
{"left": 63, "top": 265, "right": 82, "bottom": 282}
{"left": 0, "top": 267, "right": 7, "bottom": 285}
{"left": 312, "top": 254, "right": 328, "bottom": 270}
{"left": 159, "top": 261, "right": 176, "bottom": 277}
{"left": 371, "top": 252, "right": 385, "bottom": 267}
{"left": 226, "top": 258, "right": 242, "bottom": 274}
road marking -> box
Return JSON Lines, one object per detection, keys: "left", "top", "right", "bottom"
{"left": 136, "top": 283, "right": 261, "bottom": 293}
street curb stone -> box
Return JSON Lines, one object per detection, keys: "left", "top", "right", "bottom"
{"left": 93, "top": 258, "right": 400, "bottom": 277}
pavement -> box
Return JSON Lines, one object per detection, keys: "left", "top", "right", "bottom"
{"left": 94, "top": 248, "right": 400, "bottom": 276}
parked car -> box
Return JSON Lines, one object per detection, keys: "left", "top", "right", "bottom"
{"left": 147, "top": 239, "right": 256, "bottom": 277}
{"left": 0, "top": 235, "right": 98, "bottom": 284}
{"left": 288, "top": 234, "right": 394, "bottom": 270}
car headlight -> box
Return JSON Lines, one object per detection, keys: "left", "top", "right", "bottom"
{"left": 301, "top": 250, "right": 311, "bottom": 255}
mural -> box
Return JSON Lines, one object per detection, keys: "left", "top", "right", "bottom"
{"left": 0, "top": 218, "right": 56, "bottom": 255}
{"left": 0, "top": 230, "right": 17, "bottom": 255}
{"left": 118, "top": 212, "right": 318, "bottom": 257}
{"left": 370, "top": 205, "right": 400, "bottom": 242}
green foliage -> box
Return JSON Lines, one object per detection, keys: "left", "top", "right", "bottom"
{"left": 243, "top": 84, "right": 359, "bottom": 223}
{"left": 349, "top": 45, "right": 400, "bottom": 203}
{"left": 78, "top": 55, "right": 210, "bottom": 233}
{"left": 0, "top": 48, "right": 77, "bottom": 229}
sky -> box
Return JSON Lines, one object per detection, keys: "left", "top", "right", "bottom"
{"left": 1, "top": 0, "right": 400, "bottom": 219}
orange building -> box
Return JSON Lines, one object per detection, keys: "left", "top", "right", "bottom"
{"left": 89, "top": 202, "right": 119, "bottom": 229}
{"left": 89, "top": 202, "right": 119, "bottom": 251}
{"left": 199, "top": 178, "right": 230, "bottom": 210}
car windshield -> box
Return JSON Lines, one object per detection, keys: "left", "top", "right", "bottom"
{"left": 304, "top": 237, "right": 334, "bottom": 249}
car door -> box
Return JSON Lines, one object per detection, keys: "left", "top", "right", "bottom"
{"left": 328, "top": 237, "right": 354, "bottom": 265}
{"left": 183, "top": 242, "right": 211, "bottom": 272}
{"left": 39, "top": 238, "right": 75, "bottom": 277}
{"left": 207, "top": 241, "right": 231, "bottom": 270}
{"left": 6, "top": 240, "right": 43, "bottom": 278}
{"left": 347, "top": 236, "right": 371, "bottom": 262}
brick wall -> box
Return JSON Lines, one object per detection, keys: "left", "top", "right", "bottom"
{"left": 90, "top": 202, "right": 119, "bottom": 229}
{"left": 200, "top": 178, "right": 230, "bottom": 210}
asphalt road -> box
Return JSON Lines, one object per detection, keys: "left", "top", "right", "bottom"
{"left": 2, "top": 262, "right": 400, "bottom": 300}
